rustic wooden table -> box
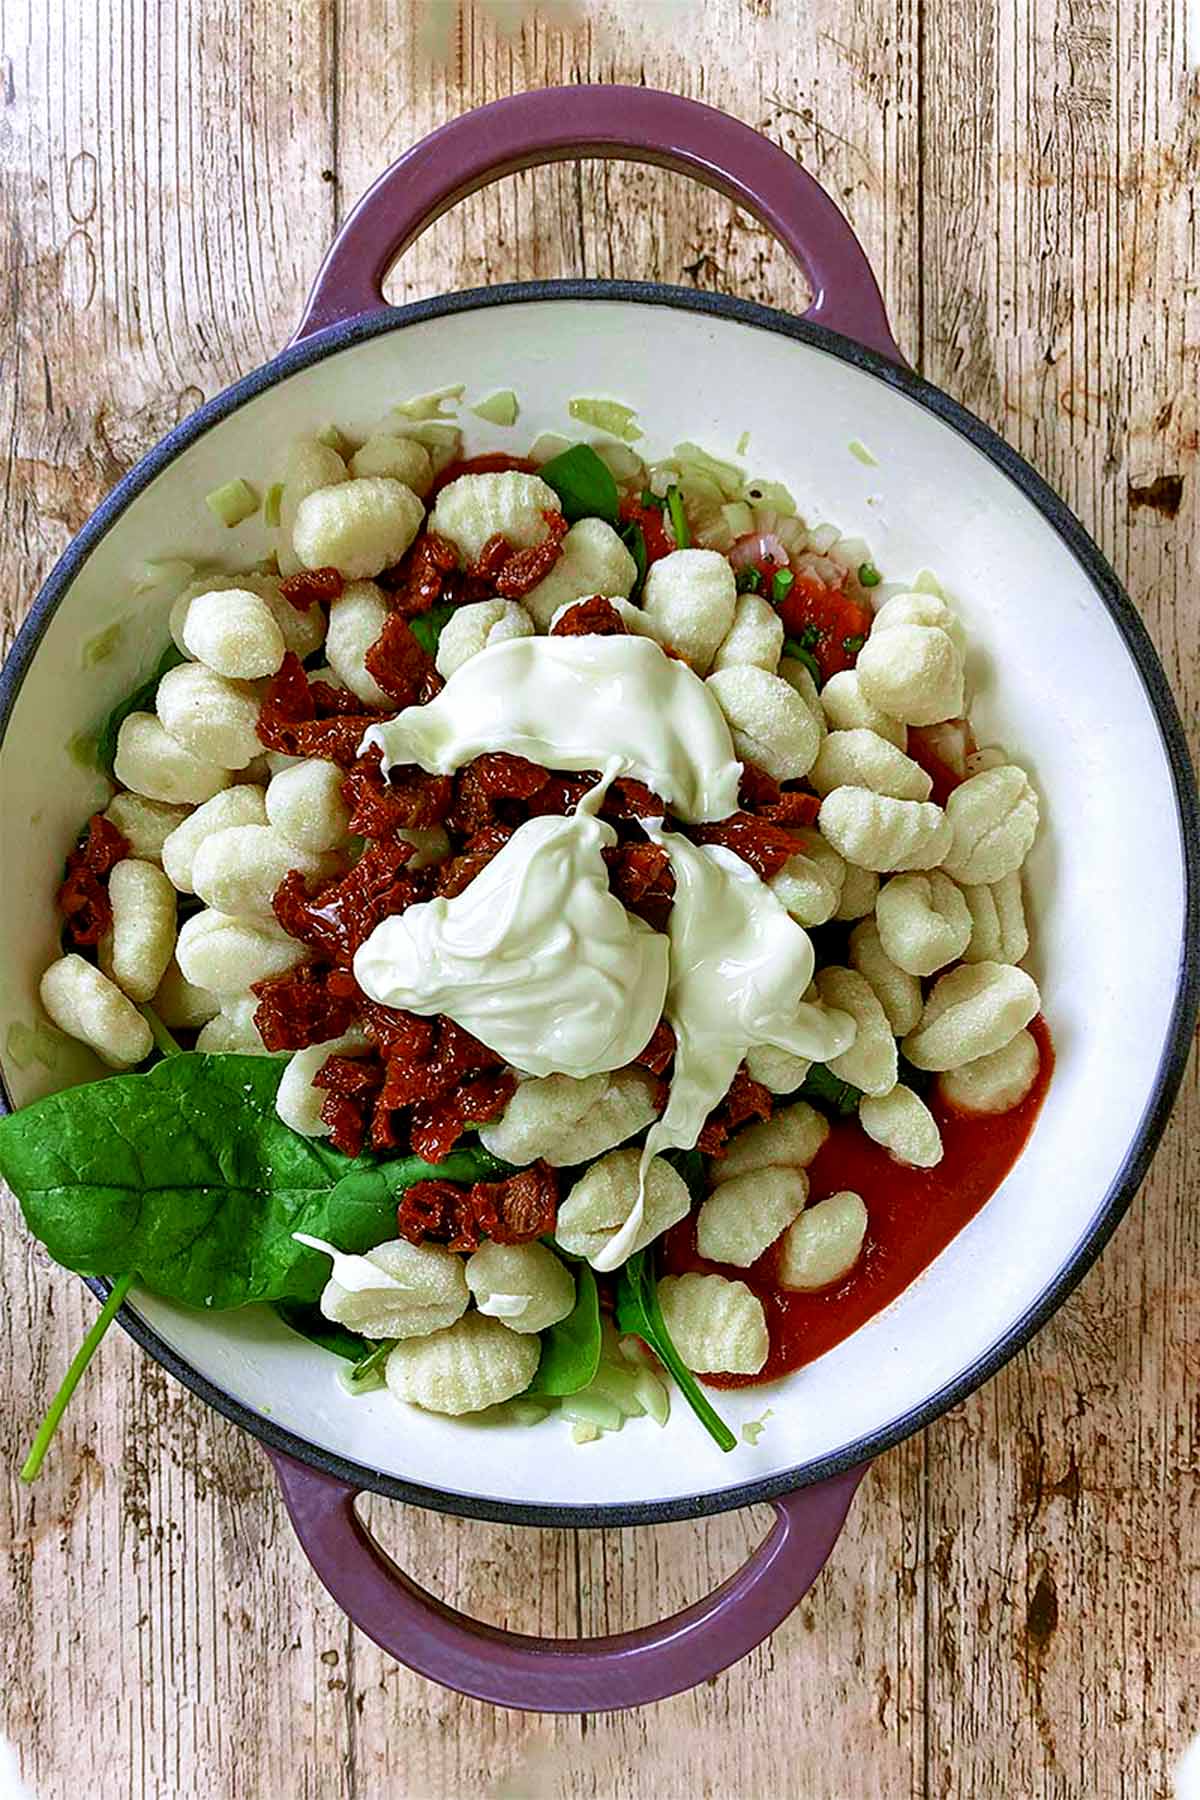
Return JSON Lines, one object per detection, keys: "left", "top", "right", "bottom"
{"left": 2, "top": 4, "right": 1197, "bottom": 1796}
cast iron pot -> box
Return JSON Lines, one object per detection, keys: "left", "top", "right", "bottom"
{"left": 1, "top": 87, "right": 1196, "bottom": 1713}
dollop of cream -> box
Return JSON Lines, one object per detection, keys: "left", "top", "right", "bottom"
{"left": 352, "top": 771, "right": 669, "bottom": 1077}
{"left": 292, "top": 1232, "right": 411, "bottom": 1294}
{"left": 590, "top": 826, "right": 858, "bottom": 1272}
{"left": 363, "top": 634, "right": 743, "bottom": 824}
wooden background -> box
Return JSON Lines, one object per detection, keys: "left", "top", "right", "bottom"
{"left": 1, "top": 2, "right": 1197, "bottom": 1795}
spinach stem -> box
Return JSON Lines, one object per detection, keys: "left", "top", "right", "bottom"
{"left": 21, "top": 1271, "right": 136, "bottom": 1482}
{"left": 139, "top": 1003, "right": 182, "bottom": 1057}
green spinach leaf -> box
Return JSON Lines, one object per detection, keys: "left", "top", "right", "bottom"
{"left": 0, "top": 1052, "right": 505, "bottom": 1310}
{"left": 798, "top": 1063, "right": 863, "bottom": 1117}
{"left": 615, "top": 1251, "right": 736, "bottom": 1453}
{"left": 409, "top": 601, "right": 457, "bottom": 657}
{"left": 620, "top": 520, "right": 648, "bottom": 599}
{"left": 537, "top": 444, "right": 620, "bottom": 526}
{"left": 95, "top": 643, "right": 187, "bottom": 776}
{"left": 527, "top": 1259, "right": 601, "bottom": 1396}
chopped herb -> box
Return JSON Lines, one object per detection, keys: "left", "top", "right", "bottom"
{"left": 470, "top": 390, "right": 519, "bottom": 427}
{"left": 798, "top": 1063, "right": 863, "bottom": 1117}
{"left": 20, "top": 1272, "right": 137, "bottom": 1482}
{"left": 782, "top": 635, "right": 822, "bottom": 688}
{"left": 615, "top": 1251, "right": 735, "bottom": 1453}
{"left": 665, "top": 484, "right": 690, "bottom": 549}
{"left": 138, "top": 1003, "right": 181, "bottom": 1059}
{"left": 858, "top": 561, "right": 882, "bottom": 587}
{"left": 735, "top": 566, "right": 763, "bottom": 595}
{"left": 537, "top": 443, "right": 620, "bottom": 526}
{"left": 842, "top": 633, "right": 866, "bottom": 655}
{"left": 205, "top": 478, "right": 259, "bottom": 528}
{"left": 567, "top": 397, "right": 644, "bottom": 443}
{"left": 409, "top": 601, "right": 456, "bottom": 657}
{"left": 639, "top": 488, "right": 666, "bottom": 511}
{"left": 771, "top": 568, "right": 795, "bottom": 605}
{"left": 342, "top": 1338, "right": 395, "bottom": 1394}
{"left": 263, "top": 482, "right": 284, "bottom": 528}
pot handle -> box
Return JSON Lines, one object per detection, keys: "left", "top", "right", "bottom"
{"left": 293, "top": 86, "right": 902, "bottom": 363}
{"left": 267, "top": 1447, "right": 867, "bottom": 1712}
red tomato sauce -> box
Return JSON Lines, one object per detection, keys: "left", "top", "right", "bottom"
{"left": 905, "top": 731, "right": 968, "bottom": 807}
{"left": 429, "top": 452, "right": 536, "bottom": 497}
{"left": 661, "top": 1015, "right": 1055, "bottom": 1387}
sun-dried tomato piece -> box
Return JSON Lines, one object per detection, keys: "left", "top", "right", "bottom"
{"left": 434, "top": 824, "right": 513, "bottom": 897}
{"left": 473, "top": 1161, "right": 559, "bottom": 1243}
{"left": 321, "top": 1092, "right": 370, "bottom": 1157}
{"left": 272, "top": 839, "right": 428, "bottom": 962}
{"left": 395, "top": 1179, "right": 465, "bottom": 1245}
{"left": 80, "top": 813, "right": 130, "bottom": 876}
{"left": 57, "top": 814, "right": 132, "bottom": 945}
{"left": 493, "top": 513, "right": 568, "bottom": 598}
{"left": 445, "top": 753, "right": 550, "bottom": 835}
{"left": 698, "top": 1064, "right": 774, "bottom": 1155}
{"left": 279, "top": 567, "right": 344, "bottom": 611}
{"left": 634, "top": 1018, "right": 676, "bottom": 1076}
{"left": 341, "top": 748, "right": 452, "bottom": 836}
{"left": 396, "top": 1159, "right": 558, "bottom": 1249}
{"left": 360, "top": 998, "right": 436, "bottom": 1061}
{"left": 257, "top": 653, "right": 386, "bottom": 767}
{"left": 469, "top": 534, "right": 513, "bottom": 585}
{"left": 309, "top": 679, "right": 370, "bottom": 718}
{"left": 363, "top": 613, "right": 442, "bottom": 708}
{"left": 606, "top": 777, "right": 667, "bottom": 821}
{"left": 604, "top": 840, "right": 676, "bottom": 931}
{"left": 252, "top": 964, "right": 359, "bottom": 1052}
{"left": 379, "top": 530, "right": 461, "bottom": 615}
{"left": 549, "top": 596, "right": 628, "bottom": 637}
{"left": 738, "top": 760, "right": 783, "bottom": 811}
{"left": 312, "top": 1054, "right": 385, "bottom": 1099}
{"left": 691, "top": 812, "right": 800, "bottom": 880}
{"left": 521, "top": 773, "right": 594, "bottom": 819}
{"left": 408, "top": 1068, "right": 517, "bottom": 1165}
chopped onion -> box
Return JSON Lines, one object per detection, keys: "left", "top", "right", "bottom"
{"left": 263, "top": 482, "right": 284, "bottom": 528}
{"left": 567, "top": 396, "right": 643, "bottom": 442}
{"left": 470, "top": 390, "right": 519, "bottom": 427}
{"left": 132, "top": 557, "right": 195, "bottom": 596}
{"left": 728, "top": 530, "right": 792, "bottom": 572}
{"left": 392, "top": 384, "right": 464, "bottom": 421}
{"left": 81, "top": 623, "right": 123, "bottom": 668}
{"left": 205, "top": 479, "right": 259, "bottom": 528}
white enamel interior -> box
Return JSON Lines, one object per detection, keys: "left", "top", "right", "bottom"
{"left": 0, "top": 298, "right": 1188, "bottom": 1513}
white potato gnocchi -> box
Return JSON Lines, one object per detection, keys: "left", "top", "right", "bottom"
{"left": 293, "top": 476, "right": 424, "bottom": 580}
{"left": 938, "top": 1028, "right": 1041, "bottom": 1114}
{"left": 815, "top": 967, "right": 898, "bottom": 1097}
{"left": 324, "top": 581, "right": 394, "bottom": 707}
{"left": 875, "top": 871, "right": 973, "bottom": 977}
{"left": 743, "top": 1044, "right": 811, "bottom": 1094}
{"left": 819, "top": 668, "right": 906, "bottom": 749}
{"left": 903, "top": 961, "right": 1041, "bottom": 1071}
{"left": 833, "top": 860, "right": 880, "bottom": 922}
{"left": 710, "top": 591, "right": 784, "bottom": 673}
{"left": 386, "top": 1312, "right": 541, "bottom": 1416}
{"left": 778, "top": 1191, "right": 868, "bottom": 1290}
{"left": 152, "top": 957, "right": 220, "bottom": 1030}
{"left": 480, "top": 1068, "right": 659, "bottom": 1167}
{"left": 321, "top": 1239, "right": 469, "bottom": 1341}
{"left": 555, "top": 1148, "right": 691, "bottom": 1268}
{"left": 706, "top": 664, "right": 821, "bottom": 781}
{"left": 961, "top": 871, "right": 1029, "bottom": 965}
{"left": 161, "top": 784, "right": 269, "bottom": 894}
{"left": 696, "top": 1166, "right": 808, "bottom": 1267}
{"left": 522, "top": 516, "right": 637, "bottom": 630}
{"left": 810, "top": 729, "right": 932, "bottom": 802}
{"left": 768, "top": 826, "right": 846, "bottom": 927}
{"left": 114, "top": 712, "right": 232, "bottom": 806}
{"left": 818, "top": 788, "right": 952, "bottom": 873}
{"left": 103, "top": 791, "right": 191, "bottom": 864}
{"left": 776, "top": 657, "right": 826, "bottom": 735}
{"left": 641, "top": 548, "right": 736, "bottom": 673}
{"left": 711, "top": 1102, "right": 830, "bottom": 1184}
{"left": 430, "top": 470, "right": 562, "bottom": 565}
{"left": 190, "top": 824, "right": 339, "bottom": 921}
{"left": 274, "top": 1029, "right": 372, "bottom": 1136}
{"left": 194, "top": 992, "right": 270, "bottom": 1054}
{"left": 39, "top": 954, "right": 153, "bottom": 1070}
{"left": 155, "top": 663, "right": 263, "bottom": 770}
{"left": 941, "top": 765, "right": 1040, "bottom": 885}
{"left": 176, "top": 909, "right": 308, "bottom": 994}
{"left": 347, "top": 431, "right": 434, "bottom": 496}
{"left": 465, "top": 1241, "right": 575, "bottom": 1334}
{"left": 656, "top": 1273, "right": 769, "bottom": 1375}
{"left": 848, "top": 918, "right": 923, "bottom": 1037}
{"left": 272, "top": 437, "right": 348, "bottom": 577}
{"left": 435, "top": 598, "right": 535, "bottom": 678}
{"left": 181, "top": 586, "right": 286, "bottom": 680}
{"left": 856, "top": 620, "right": 963, "bottom": 726}
{"left": 858, "top": 1085, "right": 943, "bottom": 1168}
{"left": 265, "top": 759, "right": 351, "bottom": 854}
{"left": 98, "top": 859, "right": 177, "bottom": 1003}
{"left": 171, "top": 571, "right": 326, "bottom": 664}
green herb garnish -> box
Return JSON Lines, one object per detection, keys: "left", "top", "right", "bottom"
{"left": 409, "top": 601, "right": 456, "bottom": 657}
{"left": 20, "top": 1272, "right": 136, "bottom": 1482}
{"left": 343, "top": 1338, "right": 395, "bottom": 1394}
{"left": 537, "top": 443, "right": 620, "bottom": 526}
{"left": 615, "top": 1251, "right": 735, "bottom": 1453}
{"left": 665, "top": 484, "right": 690, "bottom": 549}
{"left": 858, "top": 561, "right": 881, "bottom": 587}
{"left": 639, "top": 488, "right": 666, "bottom": 511}
{"left": 782, "top": 635, "right": 822, "bottom": 688}
{"left": 621, "top": 521, "right": 648, "bottom": 599}
{"left": 771, "top": 568, "right": 795, "bottom": 605}
{"left": 798, "top": 1063, "right": 863, "bottom": 1117}
{"left": 842, "top": 633, "right": 866, "bottom": 656}
{"left": 735, "top": 566, "right": 763, "bottom": 595}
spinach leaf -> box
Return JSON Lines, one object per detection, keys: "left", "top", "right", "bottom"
{"left": 620, "top": 520, "right": 648, "bottom": 599}
{"left": 527, "top": 1259, "right": 601, "bottom": 1396}
{"left": 409, "top": 601, "right": 456, "bottom": 658}
{"left": 782, "top": 635, "right": 822, "bottom": 689}
{"left": 662, "top": 1147, "right": 707, "bottom": 1204}
{"left": 95, "top": 643, "right": 187, "bottom": 776}
{"left": 0, "top": 1052, "right": 505, "bottom": 1310}
{"left": 537, "top": 444, "right": 620, "bottom": 526}
{"left": 272, "top": 1299, "right": 372, "bottom": 1364}
{"left": 615, "top": 1251, "right": 736, "bottom": 1453}
{"left": 798, "top": 1063, "right": 863, "bottom": 1117}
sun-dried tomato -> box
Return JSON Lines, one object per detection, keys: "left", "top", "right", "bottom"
{"left": 396, "top": 1159, "right": 557, "bottom": 1250}
{"left": 739, "top": 761, "right": 784, "bottom": 812}
{"left": 634, "top": 1018, "right": 676, "bottom": 1076}
{"left": 384, "top": 531, "right": 461, "bottom": 616}
{"left": 606, "top": 777, "right": 667, "bottom": 820}
{"left": 469, "top": 534, "right": 512, "bottom": 585}
{"left": 257, "top": 653, "right": 386, "bottom": 767}
{"left": 394, "top": 1178, "right": 464, "bottom": 1243}
{"left": 472, "top": 1161, "right": 559, "bottom": 1243}
{"left": 604, "top": 840, "right": 676, "bottom": 931}
{"left": 697, "top": 1065, "right": 774, "bottom": 1154}
{"left": 434, "top": 824, "right": 513, "bottom": 897}
{"left": 549, "top": 595, "right": 628, "bottom": 637}
{"left": 445, "top": 753, "right": 550, "bottom": 835}
{"left": 360, "top": 998, "right": 436, "bottom": 1061}
{"left": 312, "top": 1054, "right": 385, "bottom": 1099}
{"left": 279, "top": 567, "right": 344, "bottom": 611}
{"left": 272, "top": 839, "right": 429, "bottom": 962}
{"left": 341, "top": 748, "right": 452, "bottom": 836}
{"left": 521, "top": 773, "right": 594, "bottom": 819}
{"left": 408, "top": 1067, "right": 516, "bottom": 1164}
{"left": 308, "top": 679, "right": 370, "bottom": 718}
{"left": 320, "top": 1093, "right": 370, "bottom": 1157}
{"left": 363, "top": 614, "right": 442, "bottom": 708}
{"left": 252, "top": 964, "right": 359, "bottom": 1052}
{"left": 691, "top": 812, "right": 800, "bottom": 881}
{"left": 493, "top": 512, "right": 568, "bottom": 598}
{"left": 57, "top": 814, "right": 131, "bottom": 946}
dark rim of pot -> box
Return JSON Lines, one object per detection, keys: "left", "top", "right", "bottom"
{"left": 1, "top": 280, "right": 1196, "bottom": 1530}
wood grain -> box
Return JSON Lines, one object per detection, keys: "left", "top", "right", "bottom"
{"left": 0, "top": 2, "right": 1195, "bottom": 1796}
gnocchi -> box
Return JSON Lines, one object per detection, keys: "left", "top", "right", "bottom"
{"left": 114, "top": 712, "right": 231, "bottom": 806}
{"left": 194, "top": 993, "right": 270, "bottom": 1054}
{"left": 181, "top": 586, "right": 286, "bottom": 679}
{"left": 938, "top": 1028, "right": 1041, "bottom": 1114}
{"left": 656, "top": 1273, "right": 769, "bottom": 1375}
{"left": 323, "top": 581, "right": 394, "bottom": 707}
{"left": 555, "top": 1148, "right": 691, "bottom": 1268}
{"left": 522, "top": 516, "right": 638, "bottom": 630}
{"left": 155, "top": 663, "right": 264, "bottom": 770}
{"left": 176, "top": 909, "right": 308, "bottom": 994}
{"left": 706, "top": 664, "right": 822, "bottom": 781}
{"left": 818, "top": 788, "right": 952, "bottom": 873}
{"left": 819, "top": 668, "right": 907, "bottom": 749}
{"left": 903, "top": 961, "right": 1041, "bottom": 1071}
{"left": 814, "top": 967, "right": 898, "bottom": 1097}
{"left": 385, "top": 1313, "right": 541, "bottom": 1416}
{"left": 778, "top": 1191, "right": 868, "bottom": 1290}
{"left": 641, "top": 549, "right": 736, "bottom": 673}
{"left": 810, "top": 729, "right": 932, "bottom": 802}
{"left": 293, "top": 476, "right": 424, "bottom": 580}
{"left": 465, "top": 1242, "right": 575, "bottom": 1334}
{"left": 833, "top": 860, "right": 880, "bottom": 922}
{"left": 696, "top": 1166, "right": 808, "bottom": 1267}
{"left": 272, "top": 437, "right": 348, "bottom": 577}
{"left": 161, "top": 785, "right": 269, "bottom": 894}
{"left": 875, "top": 871, "right": 973, "bottom": 977}
{"left": 152, "top": 957, "right": 220, "bottom": 1030}
{"left": 265, "top": 759, "right": 351, "bottom": 855}
{"left": 961, "top": 871, "right": 1029, "bottom": 965}
{"left": 743, "top": 1044, "right": 811, "bottom": 1094}
{"left": 768, "top": 827, "right": 846, "bottom": 927}
{"left": 320, "top": 1239, "right": 469, "bottom": 1340}
{"left": 941, "top": 765, "right": 1040, "bottom": 885}
{"left": 190, "top": 824, "right": 340, "bottom": 921}
{"left": 103, "top": 791, "right": 191, "bottom": 864}
{"left": 711, "top": 1102, "right": 830, "bottom": 1184}
{"left": 98, "top": 859, "right": 177, "bottom": 1003}
{"left": 710, "top": 591, "right": 785, "bottom": 673}
{"left": 274, "top": 1028, "right": 371, "bottom": 1136}
{"left": 435, "top": 598, "right": 535, "bottom": 679}
{"left": 39, "top": 954, "right": 153, "bottom": 1069}
{"left": 480, "top": 1068, "right": 659, "bottom": 1167}
{"left": 848, "top": 917, "right": 923, "bottom": 1037}
{"left": 429, "top": 470, "right": 562, "bottom": 565}
{"left": 858, "top": 1085, "right": 943, "bottom": 1168}
{"left": 855, "top": 620, "right": 964, "bottom": 726}
{"left": 347, "top": 431, "right": 434, "bottom": 496}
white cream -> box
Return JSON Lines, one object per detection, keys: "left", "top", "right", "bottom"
{"left": 363, "top": 634, "right": 743, "bottom": 824}
{"left": 475, "top": 1292, "right": 531, "bottom": 1320}
{"left": 590, "top": 827, "right": 858, "bottom": 1272}
{"left": 292, "top": 1232, "right": 413, "bottom": 1294}
{"left": 352, "top": 771, "right": 669, "bottom": 1077}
